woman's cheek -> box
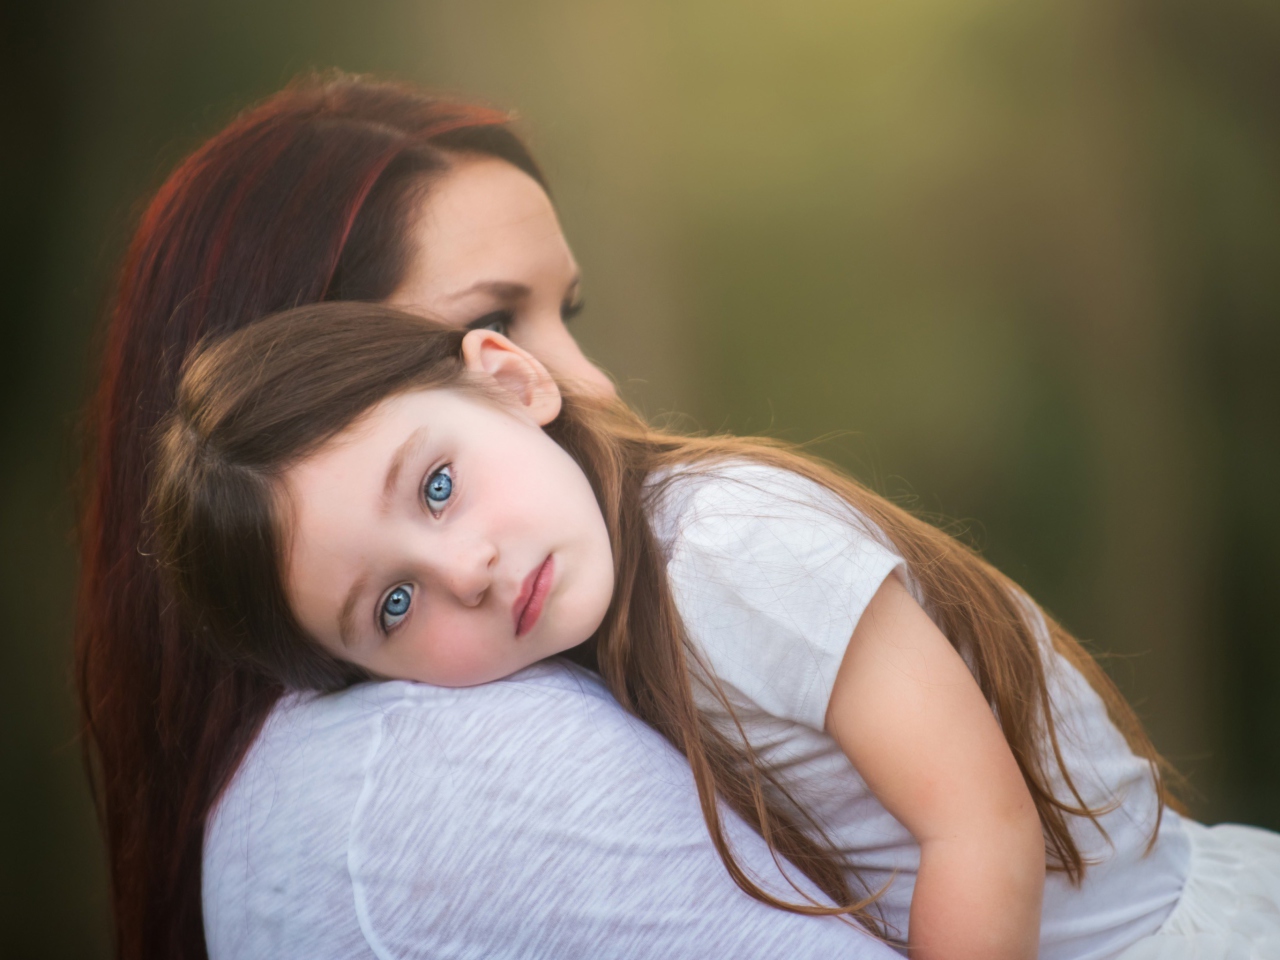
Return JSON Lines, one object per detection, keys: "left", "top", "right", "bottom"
{"left": 524, "top": 325, "right": 613, "bottom": 398}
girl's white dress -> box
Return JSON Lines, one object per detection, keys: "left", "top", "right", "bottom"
{"left": 646, "top": 462, "right": 1280, "bottom": 960}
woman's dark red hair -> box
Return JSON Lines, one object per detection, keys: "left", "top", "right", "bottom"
{"left": 74, "top": 72, "right": 546, "bottom": 960}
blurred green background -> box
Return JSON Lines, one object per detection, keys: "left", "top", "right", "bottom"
{"left": 4, "top": 0, "right": 1278, "bottom": 955}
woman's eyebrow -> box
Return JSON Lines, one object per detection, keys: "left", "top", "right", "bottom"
{"left": 446, "top": 274, "right": 581, "bottom": 303}
{"left": 446, "top": 280, "right": 529, "bottom": 302}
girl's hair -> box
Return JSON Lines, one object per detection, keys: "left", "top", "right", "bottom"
{"left": 75, "top": 72, "right": 547, "bottom": 960}
{"left": 153, "top": 301, "right": 1179, "bottom": 939}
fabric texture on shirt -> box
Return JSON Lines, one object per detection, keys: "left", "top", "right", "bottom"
{"left": 203, "top": 662, "right": 901, "bottom": 960}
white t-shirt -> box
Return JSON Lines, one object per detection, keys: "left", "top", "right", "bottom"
{"left": 203, "top": 661, "right": 902, "bottom": 960}
{"left": 646, "top": 461, "right": 1192, "bottom": 960}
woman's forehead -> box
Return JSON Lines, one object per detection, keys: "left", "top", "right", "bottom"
{"left": 398, "top": 157, "right": 576, "bottom": 296}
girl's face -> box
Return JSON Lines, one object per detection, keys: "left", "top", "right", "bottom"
{"left": 387, "top": 155, "right": 615, "bottom": 398}
{"left": 281, "top": 332, "right": 616, "bottom": 687}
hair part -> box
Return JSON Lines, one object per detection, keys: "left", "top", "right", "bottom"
{"left": 152, "top": 302, "right": 1181, "bottom": 943}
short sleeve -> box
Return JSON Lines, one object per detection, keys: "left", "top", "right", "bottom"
{"left": 651, "top": 463, "right": 907, "bottom": 730}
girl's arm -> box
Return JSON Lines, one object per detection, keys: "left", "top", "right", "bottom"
{"left": 825, "top": 574, "right": 1045, "bottom": 960}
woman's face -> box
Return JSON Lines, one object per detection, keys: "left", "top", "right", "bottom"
{"left": 387, "top": 155, "right": 615, "bottom": 397}
{"left": 281, "top": 332, "right": 616, "bottom": 687}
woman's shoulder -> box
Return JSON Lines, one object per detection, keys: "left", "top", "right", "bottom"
{"left": 211, "top": 663, "right": 625, "bottom": 861}
{"left": 248, "top": 660, "right": 621, "bottom": 760}
{"left": 216, "top": 661, "right": 677, "bottom": 843}
{"left": 204, "top": 668, "right": 906, "bottom": 960}
{"left": 204, "top": 662, "right": 662, "bottom": 956}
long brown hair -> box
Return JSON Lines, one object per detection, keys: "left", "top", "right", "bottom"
{"left": 75, "top": 73, "right": 548, "bottom": 960}
{"left": 151, "top": 302, "right": 1178, "bottom": 937}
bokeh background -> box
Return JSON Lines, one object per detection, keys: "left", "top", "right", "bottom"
{"left": 4, "top": 0, "right": 1278, "bottom": 955}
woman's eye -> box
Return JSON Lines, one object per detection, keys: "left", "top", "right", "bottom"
{"left": 424, "top": 465, "right": 454, "bottom": 513}
{"left": 467, "top": 311, "right": 512, "bottom": 336}
{"left": 561, "top": 298, "right": 584, "bottom": 323}
{"left": 380, "top": 584, "right": 413, "bottom": 633}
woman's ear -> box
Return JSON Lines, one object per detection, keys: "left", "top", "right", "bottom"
{"left": 460, "top": 330, "right": 562, "bottom": 425}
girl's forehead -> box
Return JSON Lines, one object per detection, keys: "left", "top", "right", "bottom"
{"left": 317, "top": 389, "right": 451, "bottom": 449}
{"left": 299, "top": 388, "right": 512, "bottom": 467}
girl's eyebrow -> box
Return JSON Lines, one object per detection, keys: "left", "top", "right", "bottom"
{"left": 337, "top": 574, "right": 369, "bottom": 649}
{"left": 381, "top": 426, "right": 430, "bottom": 510}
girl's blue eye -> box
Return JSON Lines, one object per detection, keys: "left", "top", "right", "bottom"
{"left": 380, "top": 585, "right": 413, "bottom": 632}
{"left": 425, "top": 466, "right": 453, "bottom": 509}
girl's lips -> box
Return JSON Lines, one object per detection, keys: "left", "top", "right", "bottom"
{"left": 513, "top": 555, "right": 554, "bottom": 637}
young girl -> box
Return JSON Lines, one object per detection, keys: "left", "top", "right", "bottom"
{"left": 150, "top": 301, "right": 1280, "bottom": 960}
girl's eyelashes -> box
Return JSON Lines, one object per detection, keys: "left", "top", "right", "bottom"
{"left": 423, "top": 465, "right": 454, "bottom": 515}
{"left": 379, "top": 584, "right": 413, "bottom": 634}
{"left": 466, "top": 310, "right": 512, "bottom": 336}
{"left": 560, "top": 298, "right": 584, "bottom": 323}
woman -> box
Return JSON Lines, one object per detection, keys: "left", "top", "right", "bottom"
{"left": 76, "top": 73, "right": 892, "bottom": 960}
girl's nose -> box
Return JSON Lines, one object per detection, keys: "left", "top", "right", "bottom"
{"left": 438, "top": 537, "right": 497, "bottom": 607}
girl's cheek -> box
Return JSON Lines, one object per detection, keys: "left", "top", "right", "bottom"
{"left": 429, "top": 649, "right": 505, "bottom": 687}
{"left": 414, "top": 620, "right": 506, "bottom": 688}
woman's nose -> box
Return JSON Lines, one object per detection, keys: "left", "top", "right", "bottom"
{"left": 535, "top": 316, "right": 615, "bottom": 398}
{"left": 437, "top": 537, "right": 497, "bottom": 607}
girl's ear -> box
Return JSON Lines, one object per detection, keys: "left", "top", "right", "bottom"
{"left": 460, "top": 330, "right": 563, "bottom": 425}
